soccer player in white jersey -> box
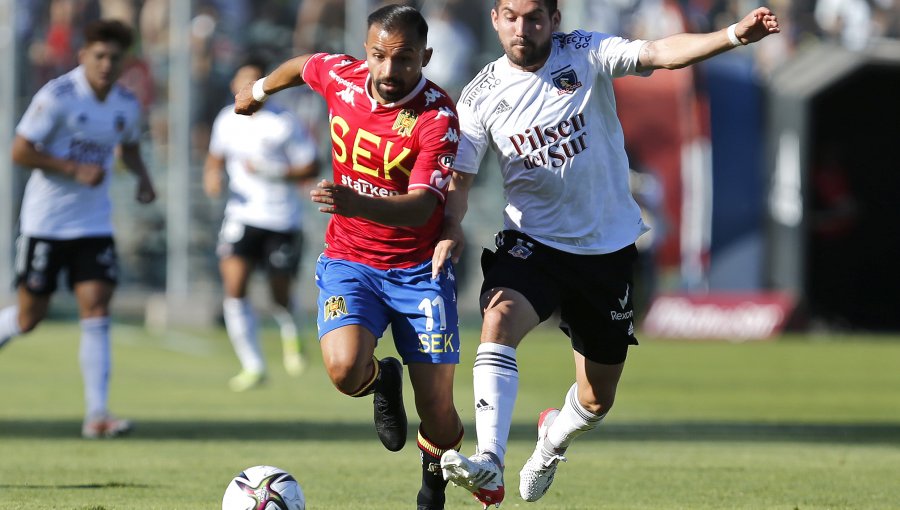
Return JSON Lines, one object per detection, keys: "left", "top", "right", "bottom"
{"left": 0, "top": 20, "right": 156, "bottom": 439}
{"left": 435, "top": 1, "right": 780, "bottom": 506}
{"left": 204, "top": 57, "right": 319, "bottom": 392}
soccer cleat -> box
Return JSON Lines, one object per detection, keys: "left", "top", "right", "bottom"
{"left": 519, "top": 408, "right": 567, "bottom": 502}
{"left": 282, "top": 338, "right": 306, "bottom": 377}
{"left": 82, "top": 414, "right": 133, "bottom": 439}
{"left": 228, "top": 370, "right": 267, "bottom": 392}
{"left": 373, "top": 357, "right": 407, "bottom": 451}
{"left": 441, "top": 450, "right": 505, "bottom": 508}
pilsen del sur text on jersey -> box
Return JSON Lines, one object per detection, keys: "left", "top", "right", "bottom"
{"left": 509, "top": 111, "right": 588, "bottom": 169}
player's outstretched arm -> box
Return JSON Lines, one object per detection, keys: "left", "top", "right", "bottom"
{"left": 432, "top": 171, "right": 476, "bottom": 279}
{"left": 637, "top": 7, "right": 780, "bottom": 71}
{"left": 311, "top": 179, "right": 438, "bottom": 227}
{"left": 121, "top": 143, "right": 156, "bottom": 204}
{"left": 234, "top": 54, "right": 314, "bottom": 115}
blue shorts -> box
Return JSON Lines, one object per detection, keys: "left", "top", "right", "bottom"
{"left": 315, "top": 254, "right": 460, "bottom": 365}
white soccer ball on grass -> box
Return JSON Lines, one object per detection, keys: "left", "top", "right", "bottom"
{"left": 222, "top": 465, "right": 305, "bottom": 510}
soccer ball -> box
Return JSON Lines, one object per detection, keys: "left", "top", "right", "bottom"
{"left": 222, "top": 465, "right": 306, "bottom": 510}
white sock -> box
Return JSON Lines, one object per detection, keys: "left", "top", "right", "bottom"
{"left": 79, "top": 316, "right": 111, "bottom": 419}
{"left": 545, "top": 382, "right": 606, "bottom": 454}
{"left": 472, "top": 342, "right": 518, "bottom": 464}
{"left": 0, "top": 306, "right": 22, "bottom": 343}
{"left": 271, "top": 304, "right": 298, "bottom": 344}
{"left": 223, "top": 297, "right": 265, "bottom": 373}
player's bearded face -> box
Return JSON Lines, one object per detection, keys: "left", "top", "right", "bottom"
{"left": 493, "top": 1, "right": 560, "bottom": 71}
{"left": 365, "top": 26, "right": 429, "bottom": 104}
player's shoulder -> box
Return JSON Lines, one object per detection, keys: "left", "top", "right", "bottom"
{"left": 458, "top": 60, "right": 502, "bottom": 109}
{"left": 419, "top": 80, "right": 456, "bottom": 111}
{"left": 42, "top": 72, "right": 78, "bottom": 100}
{"left": 111, "top": 84, "right": 139, "bottom": 103}
{"left": 310, "top": 53, "right": 366, "bottom": 78}
{"left": 553, "top": 30, "right": 599, "bottom": 53}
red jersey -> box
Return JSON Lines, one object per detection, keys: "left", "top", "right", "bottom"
{"left": 302, "top": 53, "right": 460, "bottom": 269}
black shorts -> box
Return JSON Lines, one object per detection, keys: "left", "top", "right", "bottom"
{"left": 14, "top": 236, "right": 118, "bottom": 295}
{"left": 481, "top": 230, "right": 639, "bottom": 364}
{"left": 216, "top": 221, "right": 303, "bottom": 275}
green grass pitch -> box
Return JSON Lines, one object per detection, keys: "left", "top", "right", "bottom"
{"left": 1, "top": 322, "right": 899, "bottom": 509}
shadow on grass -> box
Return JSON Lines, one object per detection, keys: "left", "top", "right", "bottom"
{"left": 0, "top": 482, "right": 152, "bottom": 490}
{"left": 1, "top": 419, "right": 899, "bottom": 444}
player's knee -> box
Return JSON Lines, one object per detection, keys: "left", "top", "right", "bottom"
{"left": 581, "top": 391, "right": 615, "bottom": 416}
{"left": 325, "top": 359, "right": 365, "bottom": 394}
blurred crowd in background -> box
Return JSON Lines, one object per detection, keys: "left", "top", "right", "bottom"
{"left": 6, "top": 0, "right": 900, "bottom": 321}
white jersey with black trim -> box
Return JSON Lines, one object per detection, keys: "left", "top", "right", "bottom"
{"left": 208, "top": 102, "right": 317, "bottom": 232}
{"left": 16, "top": 66, "right": 142, "bottom": 239}
{"left": 455, "top": 31, "right": 652, "bottom": 255}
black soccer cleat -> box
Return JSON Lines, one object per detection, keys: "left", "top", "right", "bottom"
{"left": 373, "top": 357, "right": 407, "bottom": 451}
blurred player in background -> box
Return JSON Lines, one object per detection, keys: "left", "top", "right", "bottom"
{"left": 204, "top": 56, "right": 319, "bottom": 392}
{"left": 235, "top": 5, "right": 464, "bottom": 510}
{"left": 434, "top": 0, "right": 780, "bottom": 506}
{"left": 0, "top": 19, "right": 156, "bottom": 439}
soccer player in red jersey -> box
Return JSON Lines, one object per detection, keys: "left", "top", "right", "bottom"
{"left": 235, "top": 5, "right": 463, "bottom": 509}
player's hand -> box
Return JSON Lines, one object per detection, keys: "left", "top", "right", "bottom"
{"left": 735, "top": 7, "right": 780, "bottom": 44}
{"left": 310, "top": 179, "right": 360, "bottom": 217}
{"left": 70, "top": 162, "right": 105, "bottom": 187}
{"left": 136, "top": 175, "right": 156, "bottom": 204}
{"left": 432, "top": 220, "right": 465, "bottom": 279}
{"left": 234, "top": 81, "right": 263, "bottom": 115}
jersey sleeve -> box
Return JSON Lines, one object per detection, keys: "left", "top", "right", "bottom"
{"left": 587, "top": 31, "right": 650, "bottom": 78}
{"left": 408, "top": 101, "right": 460, "bottom": 201}
{"left": 15, "top": 84, "right": 63, "bottom": 145}
{"left": 452, "top": 97, "right": 489, "bottom": 175}
{"left": 208, "top": 107, "right": 230, "bottom": 158}
{"left": 301, "top": 52, "right": 353, "bottom": 96}
{"left": 120, "top": 99, "right": 142, "bottom": 145}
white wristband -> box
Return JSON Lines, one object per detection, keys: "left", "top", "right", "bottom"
{"left": 251, "top": 77, "right": 269, "bottom": 102}
{"left": 727, "top": 23, "right": 743, "bottom": 47}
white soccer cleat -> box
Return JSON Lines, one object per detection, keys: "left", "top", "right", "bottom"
{"left": 228, "top": 370, "right": 267, "bottom": 392}
{"left": 441, "top": 450, "right": 505, "bottom": 508}
{"left": 519, "top": 408, "right": 567, "bottom": 502}
{"left": 282, "top": 339, "right": 306, "bottom": 377}
{"left": 82, "top": 414, "right": 133, "bottom": 439}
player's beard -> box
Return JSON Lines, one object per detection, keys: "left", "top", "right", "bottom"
{"left": 505, "top": 38, "right": 551, "bottom": 70}
{"left": 374, "top": 78, "right": 407, "bottom": 103}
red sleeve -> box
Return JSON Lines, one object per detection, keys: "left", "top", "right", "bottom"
{"left": 408, "top": 95, "right": 460, "bottom": 202}
{"left": 302, "top": 53, "right": 358, "bottom": 97}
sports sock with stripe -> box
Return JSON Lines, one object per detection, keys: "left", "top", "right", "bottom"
{"left": 472, "top": 342, "right": 518, "bottom": 464}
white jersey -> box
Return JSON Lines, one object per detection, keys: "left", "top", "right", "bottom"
{"left": 455, "top": 31, "right": 651, "bottom": 255}
{"left": 16, "top": 66, "right": 142, "bottom": 239}
{"left": 208, "top": 102, "right": 317, "bottom": 232}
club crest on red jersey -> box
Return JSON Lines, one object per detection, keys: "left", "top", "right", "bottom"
{"left": 392, "top": 109, "right": 419, "bottom": 137}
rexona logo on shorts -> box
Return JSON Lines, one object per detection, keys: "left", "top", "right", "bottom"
{"left": 642, "top": 293, "right": 796, "bottom": 341}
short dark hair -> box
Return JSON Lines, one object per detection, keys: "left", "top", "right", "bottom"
{"left": 494, "top": 0, "right": 558, "bottom": 13}
{"left": 367, "top": 4, "right": 428, "bottom": 45}
{"left": 83, "top": 19, "right": 134, "bottom": 50}
{"left": 237, "top": 55, "right": 269, "bottom": 75}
